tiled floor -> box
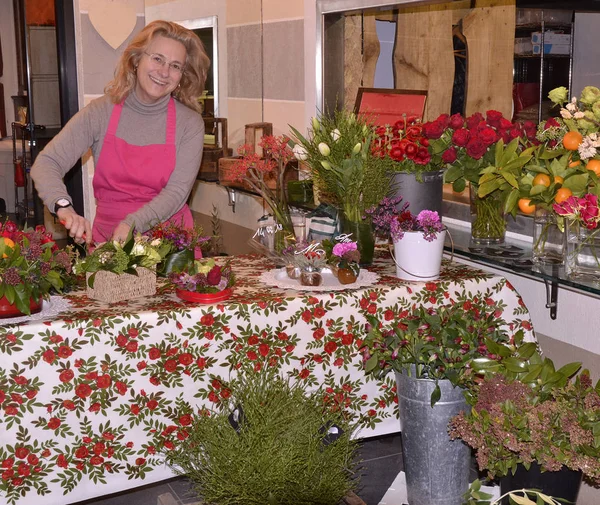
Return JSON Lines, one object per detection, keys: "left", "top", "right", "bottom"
{"left": 78, "top": 433, "right": 403, "bottom": 505}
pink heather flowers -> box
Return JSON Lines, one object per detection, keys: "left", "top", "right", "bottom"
{"left": 390, "top": 209, "right": 444, "bottom": 242}
{"left": 553, "top": 194, "right": 600, "bottom": 229}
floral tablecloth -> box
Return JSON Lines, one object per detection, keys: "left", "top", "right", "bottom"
{"left": 0, "top": 253, "right": 534, "bottom": 505}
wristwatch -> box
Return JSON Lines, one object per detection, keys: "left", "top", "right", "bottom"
{"left": 53, "top": 198, "right": 72, "bottom": 216}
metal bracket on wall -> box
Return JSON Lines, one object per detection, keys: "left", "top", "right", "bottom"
{"left": 226, "top": 187, "right": 236, "bottom": 213}
{"left": 543, "top": 274, "right": 559, "bottom": 320}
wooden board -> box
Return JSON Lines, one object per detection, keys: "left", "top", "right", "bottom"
{"left": 462, "top": 0, "right": 516, "bottom": 118}
{"left": 394, "top": 3, "right": 455, "bottom": 121}
{"left": 361, "top": 13, "right": 380, "bottom": 91}
{"left": 344, "top": 14, "right": 363, "bottom": 111}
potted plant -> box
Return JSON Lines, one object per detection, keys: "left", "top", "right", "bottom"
{"left": 370, "top": 115, "right": 444, "bottom": 216}
{"left": 363, "top": 301, "right": 527, "bottom": 505}
{"left": 449, "top": 354, "right": 600, "bottom": 504}
{"left": 163, "top": 369, "right": 359, "bottom": 505}
{"left": 464, "top": 480, "right": 564, "bottom": 505}
{"left": 0, "top": 221, "right": 75, "bottom": 316}
{"left": 290, "top": 110, "right": 391, "bottom": 265}
{"left": 168, "top": 257, "right": 235, "bottom": 303}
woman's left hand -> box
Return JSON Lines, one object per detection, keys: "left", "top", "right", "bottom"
{"left": 111, "top": 222, "right": 131, "bottom": 243}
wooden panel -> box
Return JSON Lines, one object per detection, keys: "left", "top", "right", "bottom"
{"left": 344, "top": 14, "right": 363, "bottom": 111}
{"left": 362, "top": 13, "right": 380, "bottom": 91}
{"left": 462, "top": 0, "right": 516, "bottom": 118}
{"left": 393, "top": 4, "right": 455, "bottom": 121}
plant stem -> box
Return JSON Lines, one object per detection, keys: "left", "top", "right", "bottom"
{"left": 471, "top": 194, "right": 506, "bottom": 241}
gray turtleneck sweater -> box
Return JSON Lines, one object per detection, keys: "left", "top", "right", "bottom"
{"left": 30, "top": 91, "right": 205, "bottom": 232}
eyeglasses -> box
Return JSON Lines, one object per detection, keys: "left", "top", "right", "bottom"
{"left": 143, "top": 52, "right": 185, "bottom": 75}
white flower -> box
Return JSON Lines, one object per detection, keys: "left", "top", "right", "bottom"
{"left": 312, "top": 117, "right": 320, "bottom": 131}
{"left": 292, "top": 144, "right": 308, "bottom": 161}
{"left": 131, "top": 242, "right": 145, "bottom": 256}
{"left": 566, "top": 102, "right": 577, "bottom": 112}
{"left": 352, "top": 142, "right": 362, "bottom": 154}
{"left": 150, "top": 238, "right": 162, "bottom": 247}
{"left": 574, "top": 111, "right": 585, "bottom": 119}
{"left": 331, "top": 129, "right": 341, "bottom": 142}
{"left": 578, "top": 136, "right": 597, "bottom": 160}
{"left": 560, "top": 109, "right": 573, "bottom": 119}
{"left": 318, "top": 142, "right": 331, "bottom": 156}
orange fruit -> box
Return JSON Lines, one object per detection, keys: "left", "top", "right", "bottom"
{"left": 555, "top": 187, "right": 573, "bottom": 204}
{"left": 1, "top": 237, "right": 15, "bottom": 259}
{"left": 563, "top": 131, "right": 583, "bottom": 151}
{"left": 518, "top": 198, "right": 536, "bottom": 215}
{"left": 568, "top": 159, "right": 581, "bottom": 168}
{"left": 586, "top": 159, "right": 600, "bottom": 176}
{"left": 554, "top": 175, "right": 564, "bottom": 184}
{"left": 532, "top": 173, "right": 551, "bottom": 187}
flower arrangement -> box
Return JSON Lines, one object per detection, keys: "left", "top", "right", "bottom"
{"left": 330, "top": 241, "right": 360, "bottom": 275}
{"left": 390, "top": 209, "right": 444, "bottom": 243}
{"left": 449, "top": 356, "right": 600, "bottom": 485}
{"left": 228, "top": 135, "right": 296, "bottom": 240}
{"left": 362, "top": 301, "right": 523, "bottom": 405}
{"left": 290, "top": 110, "right": 391, "bottom": 224}
{"left": 553, "top": 193, "right": 600, "bottom": 228}
{"left": 0, "top": 221, "right": 75, "bottom": 315}
{"left": 168, "top": 258, "right": 235, "bottom": 294}
{"left": 363, "top": 195, "right": 407, "bottom": 240}
{"left": 73, "top": 231, "right": 169, "bottom": 287}
{"left": 143, "top": 221, "right": 211, "bottom": 275}
{"left": 369, "top": 116, "right": 434, "bottom": 177}
{"left": 289, "top": 242, "right": 328, "bottom": 271}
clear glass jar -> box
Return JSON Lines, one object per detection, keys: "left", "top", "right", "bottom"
{"left": 565, "top": 219, "right": 600, "bottom": 282}
{"left": 532, "top": 207, "right": 565, "bottom": 266}
{"left": 469, "top": 185, "right": 506, "bottom": 245}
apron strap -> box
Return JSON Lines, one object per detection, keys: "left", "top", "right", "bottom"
{"left": 106, "top": 102, "right": 124, "bottom": 136}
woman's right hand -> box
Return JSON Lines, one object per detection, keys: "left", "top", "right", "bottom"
{"left": 56, "top": 206, "right": 93, "bottom": 245}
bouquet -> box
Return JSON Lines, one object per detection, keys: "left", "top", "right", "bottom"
{"left": 390, "top": 209, "right": 444, "bottom": 242}
{"left": 168, "top": 258, "right": 235, "bottom": 294}
{"left": 0, "top": 221, "right": 75, "bottom": 314}
{"left": 290, "top": 110, "right": 390, "bottom": 224}
{"left": 73, "top": 231, "right": 169, "bottom": 287}
{"left": 363, "top": 195, "right": 407, "bottom": 240}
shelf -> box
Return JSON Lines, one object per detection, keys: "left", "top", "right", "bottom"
{"left": 514, "top": 53, "right": 571, "bottom": 59}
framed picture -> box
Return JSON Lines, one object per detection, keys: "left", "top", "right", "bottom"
{"left": 354, "top": 88, "right": 427, "bottom": 126}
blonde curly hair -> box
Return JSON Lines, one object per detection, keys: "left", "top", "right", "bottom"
{"left": 105, "top": 20, "right": 210, "bottom": 114}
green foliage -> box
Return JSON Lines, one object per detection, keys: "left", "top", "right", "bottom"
{"left": 463, "top": 479, "right": 563, "bottom": 505}
{"left": 450, "top": 352, "right": 600, "bottom": 484}
{"left": 164, "top": 369, "right": 358, "bottom": 505}
{"left": 210, "top": 204, "right": 224, "bottom": 256}
{"left": 362, "top": 301, "right": 525, "bottom": 405}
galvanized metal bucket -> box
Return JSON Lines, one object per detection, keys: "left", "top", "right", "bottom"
{"left": 395, "top": 371, "right": 471, "bottom": 505}
{"left": 392, "top": 171, "right": 444, "bottom": 217}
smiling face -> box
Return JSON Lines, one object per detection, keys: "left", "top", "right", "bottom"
{"left": 135, "top": 35, "right": 187, "bottom": 104}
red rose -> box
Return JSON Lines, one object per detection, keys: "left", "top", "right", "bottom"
{"left": 116, "top": 334, "right": 127, "bottom": 347}
{"left": 10, "top": 393, "right": 22, "bottom": 404}
{"left": 301, "top": 310, "right": 312, "bottom": 323}
{"left": 57, "top": 454, "right": 68, "bottom": 468}
{"left": 422, "top": 120, "right": 444, "bottom": 139}
{"left": 148, "top": 347, "right": 161, "bottom": 360}
{"left": 313, "top": 306, "right": 326, "bottom": 318}
{"left": 499, "top": 118, "right": 513, "bottom": 129}
{"left": 341, "top": 334, "right": 353, "bottom": 346}
{"left": 313, "top": 354, "right": 323, "bottom": 363}
{"left": 150, "top": 376, "right": 161, "bottom": 386}
{"left": 246, "top": 350, "right": 258, "bottom": 361}
{"left": 0, "top": 391, "right": 5, "bottom": 404}
{"left": 75, "top": 383, "right": 92, "bottom": 399}
{"left": 92, "top": 442, "right": 105, "bottom": 455}
{"left": 25, "top": 390, "right": 37, "bottom": 400}
{"left": 414, "top": 146, "right": 431, "bottom": 165}
{"left": 179, "top": 414, "right": 192, "bottom": 426}
{"left": 247, "top": 334, "right": 259, "bottom": 345}
{"left": 485, "top": 109, "right": 503, "bottom": 127}
{"left": 128, "top": 328, "right": 139, "bottom": 338}
{"left": 146, "top": 399, "right": 159, "bottom": 410}
{"left": 285, "top": 344, "right": 295, "bottom": 353}
{"left": 449, "top": 113, "right": 464, "bottom": 130}
{"left": 2, "top": 469, "right": 14, "bottom": 480}
{"left": 208, "top": 391, "right": 218, "bottom": 402}
{"left": 75, "top": 446, "right": 89, "bottom": 459}
{"left": 466, "top": 112, "right": 484, "bottom": 130}
{"left": 85, "top": 371, "right": 98, "bottom": 380}
{"left": 259, "top": 344, "right": 270, "bottom": 357}
{"left": 115, "top": 381, "right": 127, "bottom": 395}
{"left": 57, "top": 346, "right": 72, "bottom": 359}
{"left": 313, "top": 328, "right": 325, "bottom": 340}
{"left": 2, "top": 458, "right": 14, "bottom": 469}
{"left": 42, "top": 349, "right": 56, "bottom": 364}
{"left": 465, "top": 138, "right": 487, "bottom": 159}
{"left": 164, "top": 359, "right": 178, "bottom": 373}
{"left": 441, "top": 147, "right": 457, "bottom": 164}
{"left": 83, "top": 436, "right": 92, "bottom": 443}
{"left": 17, "top": 463, "right": 29, "bottom": 476}
{"left": 206, "top": 265, "right": 222, "bottom": 286}
{"left": 90, "top": 455, "right": 104, "bottom": 466}
{"left": 220, "top": 388, "right": 231, "bottom": 399}
{"left": 48, "top": 334, "right": 63, "bottom": 344}
{"left": 125, "top": 340, "right": 138, "bottom": 353}
{"left": 544, "top": 117, "right": 560, "bottom": 129}
{"left": 451, "top": 128, "right": 470, "bottom": 147}
{"left": 137, "top": 361, "right": 147, "bottom": 370}
{"left": 178, "top": 353, "right": 193, "bottom": 366}
{"left": 13, "top": 376, "right": 27, "bottom": 385}
{"left": 324, "top": 341, "right": 338, "bottom": 355}
{"left": 299, "top": 369, "right": 310, "bottom": 379}
{"left": 135, "top": 457, "right": 146, "bottom": 466}
{"left": 130, "top": 404, "right": 141, "bottom": 415}
{"left": 15, "top": 447, "right": 29, "bottom": 460}
{"left": 4, "top": 406, "right": 18, "bottom": 416}
{"left": 96, "top": 374, "right": 112, "bottom": 389}
{"left": 196, "top": 357, "right": 207, "bottom": 369}
{"left": 509, "top": 127, "right": 522, "bottom": 139}
{"left": 102, "top": 431, "right": 115, "bottom": 441}
{"left": 47, "top": 418, "right": 61, "bottom": 430}
{"left": 58, "top": 369, "right": 75, "bottom": 384}
{"left": 89, "top": 403, "right": 101, "bottom": 413}
{"left": 61, "top": 399, "right": 75, "bottom": 411}
{"left": 200, "top": 314, "right": 214, "bottom": 326}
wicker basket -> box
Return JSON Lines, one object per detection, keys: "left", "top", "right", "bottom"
{"left": 86, "top": 267, "right": 157, "bottom": 303}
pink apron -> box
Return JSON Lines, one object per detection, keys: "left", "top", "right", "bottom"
{"left": 92, "top": 97, "right": 193, "bottom": 242}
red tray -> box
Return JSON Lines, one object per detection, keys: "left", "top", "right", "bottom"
{"left": 175, "top": 288, "right": 233, "bottom": 304}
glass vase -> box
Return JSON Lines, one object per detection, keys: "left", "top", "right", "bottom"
{"left": 469, "top": 185, "right": 506, "bottom": 245}
{"left": 532, "top": 207, "right": 565, "bottom": 266}
{"left": 565, "top": 218, "right": 600, "bottom": 282}
{"left": 339, "top": 214, "right": 375, "bottom": 266}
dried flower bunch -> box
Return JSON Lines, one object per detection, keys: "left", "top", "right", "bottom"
{"left": 449, "top": 354, "right": 600, "bottom": 484}
{"left": 0, "top": 221, "right": 75, "bottom": 314}
{"left": 73, "top": 231, "right": 169, "bottom": 287}
{"left": 363, "top": 301, "right": 522, "bottom": 405}
{"left": 168, "top": 258, "right": 235, "bottom": 294}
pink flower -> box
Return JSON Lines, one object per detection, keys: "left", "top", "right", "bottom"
{"left": 332, "top": 242, "right": 357, "bottom": 257}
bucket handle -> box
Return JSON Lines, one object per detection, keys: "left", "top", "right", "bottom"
{"left": 389, "top": 228, "right": 455, "bottom": 279}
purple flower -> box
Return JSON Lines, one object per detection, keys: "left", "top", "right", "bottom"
{"left": 390, "top": 209, "right": 443, "bottom": 242}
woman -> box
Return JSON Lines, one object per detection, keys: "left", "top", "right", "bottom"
{"left": 31, "top": 20, "right": 210, "bottom": 244}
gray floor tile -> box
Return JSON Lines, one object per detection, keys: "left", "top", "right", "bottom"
{"left": 77, "top": 482, "right": 174, "bottom": 505}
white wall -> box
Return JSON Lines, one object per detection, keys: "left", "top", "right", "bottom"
{"left": 0, "top": 0, "right": 18, "bottom": 136}
{"left": 572, "top": 12, "right": 600, "bottom": 97}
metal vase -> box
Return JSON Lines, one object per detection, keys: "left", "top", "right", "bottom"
{"left": 395, "top": 371, "right": 471, "bottom": 505}
{"left": 392, "top": 171, "right": 444, "bottom": 217}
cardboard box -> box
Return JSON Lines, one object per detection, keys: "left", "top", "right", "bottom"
{"left": 532, "top": 43, "right": 570, "bottom": 55}
{"left": 514, "top": 37, "right": 533, "bottom": 55}
{"left": 531, "top": 31, "right": 571, "bottom": 45}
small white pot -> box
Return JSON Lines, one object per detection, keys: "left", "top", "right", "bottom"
{"left": 391, "top": 229, "right": 446, "bottom": 281}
